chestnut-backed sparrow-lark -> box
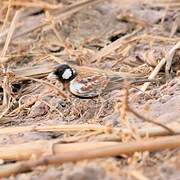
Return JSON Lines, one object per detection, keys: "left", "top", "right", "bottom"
{"left": 49, "top": 64, "right": 152, "bottom": 98}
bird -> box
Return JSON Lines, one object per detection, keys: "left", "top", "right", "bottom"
{"left": 49, "top": 64, "right": 152, "bottom": 98}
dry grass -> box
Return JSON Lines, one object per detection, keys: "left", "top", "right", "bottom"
{"left": 0, "top": 0, "right": 180, "bottom": 179}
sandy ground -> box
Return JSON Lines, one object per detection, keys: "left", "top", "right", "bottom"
{"left": 0, "top": 0, "right": 180, "bottom": 179}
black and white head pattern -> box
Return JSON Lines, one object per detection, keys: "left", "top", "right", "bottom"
{"left": 54, "top": 64, "right": 77, "bottom": 82}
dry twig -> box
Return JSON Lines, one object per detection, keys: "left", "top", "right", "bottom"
{"left": 94, "top": 28, "right": 142, "bottom": 62}
{"left": 120, "top": 82, "right": 129, "bottom": 124}
{"left": 0, "top": 11, "right": 21, "bottom": 63}
{"left": 119, "top": 84, "right": 175, "bottom": 134}
{"left": 16, "top": 75, "right": 68, "bottom": 99}
{"left": 3, "top": 1, "right": 63, "bottom": 10}
{"left": 165, "top": 41, "right": 180, "bottom": 79}
{"left": 0, "top": 123, "right": 179, "bottom": 137}
{"left": 140, "top": 41, "right": 180, "bottom": 92}
{"left": 0, "top": 124, "right": 108, "bottom": 135}
{"left": 1, "top": 0, "right": 12, "bottom": 32}
{"left": 1, "top": 10, "right": 21, "bottom": 108}
{"left": 127, "top": 107, "right": 175, "bottom": 135}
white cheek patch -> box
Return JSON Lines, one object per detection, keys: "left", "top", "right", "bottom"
{"left": 62, "top": 69, "right": 72, "bottom": 79}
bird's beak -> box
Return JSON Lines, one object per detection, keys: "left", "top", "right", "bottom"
{"left": 47, "top": 72, "right": 58, "bottom": 80}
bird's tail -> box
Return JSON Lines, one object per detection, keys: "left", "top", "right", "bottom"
{"left": 105, "top": 76, "right": 154, "bottom": 92}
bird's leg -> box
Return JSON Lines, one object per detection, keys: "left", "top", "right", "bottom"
{"left": 63, "top": 82, "right": 69, "bottom": 91}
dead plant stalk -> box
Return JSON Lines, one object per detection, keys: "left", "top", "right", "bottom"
{"left": 121, "top": 85, "right": 175, "bottom": 135}
{"left": 1, "top": 10, "right": 20, "bottom": 108}
{"left": 141, "top": 41, "right": 180, "bottom": 92}
{"left": 0, "top": 123, "right": 179, "bottom": 137}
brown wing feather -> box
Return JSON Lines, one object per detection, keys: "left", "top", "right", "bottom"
{"left": 69, "top": 68, "right": 151, "bottom": 97}
{"left": 69, "top": 72, "right": 108, "bottom": 98}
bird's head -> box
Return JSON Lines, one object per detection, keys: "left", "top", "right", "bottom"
{"left": 53, "top": 64, "right": 77, "bottom": 82}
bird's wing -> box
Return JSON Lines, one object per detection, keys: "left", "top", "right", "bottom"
{"left": 69, "top": 72, "right": 108, "bottom": 98}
